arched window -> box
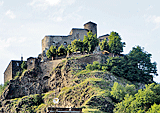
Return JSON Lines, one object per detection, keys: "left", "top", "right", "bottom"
{"left": 64, "top": 42, "right": 67, "bottom": 45}
{"left": 52, "top": 41, "right": 55, "bottom": 46}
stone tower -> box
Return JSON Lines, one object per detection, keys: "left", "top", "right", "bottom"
{"left": 84, "top": 21, "right": 97, "bottom": 36}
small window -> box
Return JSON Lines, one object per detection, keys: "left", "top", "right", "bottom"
{"left": 64, "top": 42, "right": 67, "bottom": 45}
{"left": 52, "top": 42, "right": 55, "bottom": 45}
{"left": 17, "top": 63, "right": 19, "bottom": 66}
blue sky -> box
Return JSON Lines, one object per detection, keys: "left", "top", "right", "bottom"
{"left": 0, "top": 0, "right": 160, "bottom": 84}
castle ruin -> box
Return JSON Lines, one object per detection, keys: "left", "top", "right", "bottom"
{"left": 4, "top": 21, "right": 109, "bottom": 83}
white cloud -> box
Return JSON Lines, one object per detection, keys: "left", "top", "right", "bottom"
{"left": 0, "top": 1, "right": 3, "bottom": 6}
{"left": 29, "top": 0, "right": 61, "bottom": 8}
{"left": 29, "top": 0, "right": 75, "bottom": 10}
{"left": 5, "top": 10, "right": 16, "bottom": 19}
{"left": 45, "top": 0, "right": 61, "bottom": 6}
{"left": 0, "top": 37, "right": 26, "bottom": 50}
{"left": 145, "top": 15, "right": 160, "bottom": 31}
{"left": 146, "top": 15, "right": 160, "bottom": 24}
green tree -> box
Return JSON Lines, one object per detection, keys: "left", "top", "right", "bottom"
{"left": 111, "top": 82, "right": 126, "bottom": 101}
{"left": 77, "top": 39, "right": 84, "bottom": 54}
{"left": 71, "top": 39, "right": 79, "bottom": 53}
{"left": 114, "top": 83, "right": 160, "bottom": 113}
{"left": 147, "top": 103, "right": 160, "bottom": 113}
{"left": 50, "top": 45, "right": 57, "bottom": 57}
{"left": 103, "top": 46, "right": 158, "bottom": 83}
{"left": 67, "top": 44, "right": 73, "bottom": 55}
{"left": 46, "top": 45, "right": 57, "bottom": 59}
{"left": 71, "top": 39, "right": 84, "bottom": 54}
{"left": 108, "top": 31, "right": 125, "bottom": 56}
{"left": 99, "top": 38, "right": 109, "bottom": 51}
{"left": 83, "top": 31, "right": 99, "bottom": 53}
{"left": 46, "top": 49, "right": 52, "bottom": 58}
{"left": 21, "top": 61, "right": 27, "bottom": 70}
{"left": 127, "top": 46, "right": 157, "bottom": 78}
{"left": 86, "top": 61, "right": 102, "bottom": 70}
{"left": 57, "top": 44, "right": 67, "bottom": 56}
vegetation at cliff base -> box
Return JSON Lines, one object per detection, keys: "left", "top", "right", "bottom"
{"left": 113, "top": 83, "right": 160, "bottom": 113}
{"left": 0, "top": 81, "right": 9, "bottom": 95}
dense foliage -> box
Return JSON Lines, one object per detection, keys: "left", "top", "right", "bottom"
{"left": 57, "top": 44, "right": 67, "bottom": 56}
{"left": 83, "top": 31, "right": 99, "bottom": 53}
{"left": 46, "top": 45, "right": 57, "bottom": 58}
{"left": 21, "top": 61, "right": 27, "bottom": 70}
{"left": 85, "top": 46, "right": 157, "bottom": 83}
{"left": 71, "top": 39, "right": 84, "bottom": 53}
{"left": 113, "top": 83, "right": 160, "bottom": 113}
{"left": 0, "top": 81, "right": 9, "bottom": 95}
{"left": 111, "top": 82, "right": 136, "bottom": 101}
{"left": 99, "top": 38, "right": 109, "bottom": 51}
{"left": 108, "top": 31, "right": 125, "bottom": 56}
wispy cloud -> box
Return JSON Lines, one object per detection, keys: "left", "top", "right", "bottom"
{"left": 0, "top": 1, "right": 3, "bottom": 6}
{"left": 29, "top": 0, "right": 75, "bottom": 10}
{"left": 29, "top": 0, "right": 61, "bottom": 10}
{"left": 48, "top": 6, "right": 83, "bottom": 22}
{"left": 146, "top": 5, "right": 153, "bottom": 10}
{"left": 5, "top": 10, "right": 16, "bottom": 19}
{"left": 0, "top": 37, "right": 26, "bottom": 50}
{"left": 145, "top": 15, "right": 160, "bottom": 31}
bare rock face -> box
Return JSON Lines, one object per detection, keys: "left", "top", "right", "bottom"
{"left": 1, "top": 58, "right": 64, "bottom": 100}
{"left": 1, "top": 67, "right": 45, "bottom": 100}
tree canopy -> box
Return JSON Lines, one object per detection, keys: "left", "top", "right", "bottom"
{"left": 83, "top": 31, "right": 99, "bottom": 53}
{"left": 71, "top": 39, "right": 84, "bottom": 54}
{"left": 46, "top": 45, "right": 57, "bottom": 58}
{"left": 114, "top": 83, "right": 160, "bottom": 113}
{"left": 108, "top": 31, "right": 125, "bottom": 56}
{"left": 57, "top": 44, "right": 67, "bottom": 56}
{"left": 99, "top": 38, "right": 109, "bottom": 51}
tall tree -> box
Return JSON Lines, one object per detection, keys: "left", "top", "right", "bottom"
{"left": 83, "top": 31, "right": 99, "bottom": 53}
{"left": 127, "top": 46, "right": 158, "bottom": 80}
{"left": 99, "top": 38, "right": 109, "bottom": 51}
{"left": 46, "top": 45, "right": 57, "bottom": 59}
{"left": 71, "top": 39, "right": 79, "bottom": 53}
{"left": 57, "top": 44, "right": 67, "bottom": 56}
{"left": 108, "top": 31, "right": 125, "bottom": 56}
{"left": 71, "top": 39, "right": 84, "bottom": 54}
{"left": 67, "top": 44, "right": 73, "bottom": 55}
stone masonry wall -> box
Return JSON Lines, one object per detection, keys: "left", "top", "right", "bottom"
{"left": 4, "top": 61, "right": 23, "bottom": 83}
{"left": 27, "top": 57, "right": 39, "bottom": 70}
{"left": 12, "top": 61, "right": 23, "bottom": 79}
{"left": 4, "top": 61, "right": 12, "bottom": 83}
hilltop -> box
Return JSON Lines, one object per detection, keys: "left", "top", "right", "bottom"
{"left": 0, "top": 54, "right": 147, "bottom": 113}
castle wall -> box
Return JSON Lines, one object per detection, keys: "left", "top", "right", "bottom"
{"left": 99, "top": 35, "right": 109, "bottom": 42}
{"left": 4, "top": 61, "right": 12, "bottom": 83}
{"left": 42, "top": 36, "right": 50, "bottom": 53}
{"left": 12, "top": 61, "right": 23, "bottom": 79}
{"left": 84, "top": 22, "right": 97, "bottom": 36}
{"left": 69, "top": 29, "right": 88, "bottom": 42}
{"left": 27, "top": 57, "right": 38, "bottom": 70}
{"left": 41, "top": 29, "right": 88, "bottom": 56}
{"left": 4, "top": 61, "right": 22, "bottom": 83}
{"left": 41, "top": 21, "right": 97, "bottom": 59}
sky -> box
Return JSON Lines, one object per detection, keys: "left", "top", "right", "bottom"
{"left": 0, "top": 0, "right": 160, "bottom": 84}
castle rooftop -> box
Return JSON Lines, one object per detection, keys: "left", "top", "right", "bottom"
{"left": 98, "top": 34, "right": 109, "bottom": 38}
{"left": 84, "top": 21, "right": 97, "bottom": 26}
